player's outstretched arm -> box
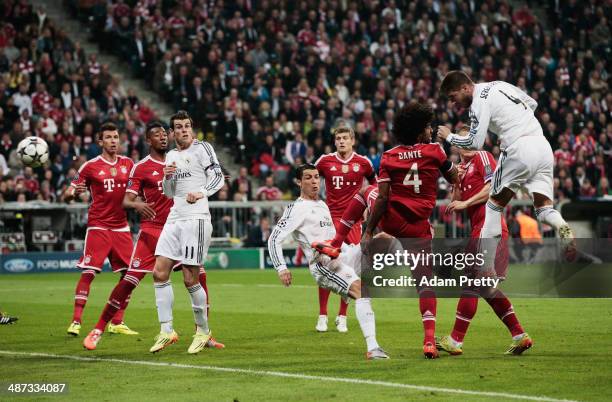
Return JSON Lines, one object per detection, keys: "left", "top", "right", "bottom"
{"left": 438, "top": 102, "right": 490, "bottom": 150}
{"left": 267, "top": 202, "right": 306, "bottom": 286}
{"left": 447, "top": 182, "right": 491, "bottom": 214}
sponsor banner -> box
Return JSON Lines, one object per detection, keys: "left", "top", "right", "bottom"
{"left": 263, "top": 248, "right": 304, "bottom": 269}
{"left": 1, "top": 249, "right": 264, "bottom": 274}
{"left": 0, "top": 252, "right": 104, "bottom": 274}
{"left": 205, "top": 248, "right": 262, "bottom": 269}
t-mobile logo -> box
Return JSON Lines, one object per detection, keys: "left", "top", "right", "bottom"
{"left": 103, "top": 178, "right": 115, "bottom": 192}
{"left": 332, "top": 176, "right": 344, "bottom": 189}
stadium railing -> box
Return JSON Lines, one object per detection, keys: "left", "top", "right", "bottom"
{"left": 0, "top": 200, "right": 537, "bottom": 253}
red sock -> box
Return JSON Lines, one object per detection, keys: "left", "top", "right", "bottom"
{"left": 72, "top": 270, "right": 97, "bottom": 323}
{"left": 485, "top": 289, "right": 524, "bottom": 337}
{"left": 96, "top": 272, "right": 143, "bottom": 331}
{"left": 419, "top": 288, "right": 437, "bottom": 344}
{"left": 331, "top": 193, "right": 367, "bottom": 248}
{"left": 338, "top": 299, "right": 348, "bottom": 316}
{"left": 199, "top": 267, "right": 209, "bottom": 317}
{"left": 318, "top": 287, "right": 330, "bottom": 315}
{"left": 451, "top": 291, "right": 479, "bottom": 343}
{"left": 295, "top": 247, "right": 304, "bottom": 265}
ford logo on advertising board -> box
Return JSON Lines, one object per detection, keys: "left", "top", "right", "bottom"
{"left": 3, "top": 258, "right": 34, "bottom": 273}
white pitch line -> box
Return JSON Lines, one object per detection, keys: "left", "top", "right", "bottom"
{"left": 0, "top": 350, "right": 578, "bottom": 402}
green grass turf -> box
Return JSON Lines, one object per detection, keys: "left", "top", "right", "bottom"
{"left": 0, "top": 269, "right": 611, "bottom": 402}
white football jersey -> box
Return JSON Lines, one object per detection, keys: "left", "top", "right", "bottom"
{"left": 162, "top": 140, "right": 224, "bottom": 222}
{"left": 446, "top": 81, "right": 543, "bottom": 151}
{"left": 268, "top": 197, "right": 336, "bottom": 271}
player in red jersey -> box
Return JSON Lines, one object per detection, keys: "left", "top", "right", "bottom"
{"left": 436, "top": 145, "right": 532, "bottom": 356}
{"left": 82, "top": 122, "right": 224, "bottom": 350}
{"left": 64, "top": 122, "right": 136, "bottom": 336}
{"left": 316, "top": 102, "right": 458, "bottom": 358}
{"left": 313, "top": 126, "right": 375, "bottom": 333}
{"left": 365, "top": 102, "right": 458, "bottom": 359}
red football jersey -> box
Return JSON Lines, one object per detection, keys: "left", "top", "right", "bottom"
{"left": 125, "top": 155, "right": 172, "bottom": 229}
{"left": 315, "top": 152, "right": 376, "bottom": 218}
{"left": 72, "top": 155, "right": 133, "bottom": 230}
{"left": 378, "top": 143, "right": 448, "bottom": 220}
{"left": 459, "top": 151, "right": 496, "bottom": 228}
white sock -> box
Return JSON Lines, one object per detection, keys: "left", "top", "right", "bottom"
{"left": 535, "top": 206, "right": 567, "bottom": 230}
{"left": 187, "top": 284, "right": 209, "bottom": 334}
{"left": 479, "top": 201, "right": 504, "bottom": 268}
{"left": 154, "top": 281, "right": 174, "bottom": 334}
{"left": 355, "top": 298, "right": 379, "bottom": 351}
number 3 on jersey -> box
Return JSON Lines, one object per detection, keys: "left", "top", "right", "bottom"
{"left": 402, "top": 162, "right": 422, "bottom": 193}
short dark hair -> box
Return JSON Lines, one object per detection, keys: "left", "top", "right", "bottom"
{"left": 145, "top": 121, "right": 165, "bottom": 137}
{"left": 439, "top": 70, "right": 473, "bottom": 97}
{"left": 392, "top": 101, "right": 434, "bottom": 146}
{"left": 296, "top": 163, "right": 318, "bottom": 180}
{"left": 97, "top": 121, "right": 118, "bottom": 140}
{"left": 169, "top": 110, "right": 193, "bottom": 130}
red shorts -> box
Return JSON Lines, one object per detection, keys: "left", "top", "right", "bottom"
{"left": 364, "top": 185, "right": 433, "bottom": 238}
{"left": 128, "top": 226, "right": 162, "bottom": 273}
{"left": 77, "top": 228, "right": 133, "bottom": 273}
{"left": 333, "top": 219, "right": 362, "bottom": 245}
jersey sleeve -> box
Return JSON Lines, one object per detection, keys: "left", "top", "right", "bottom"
{"left": 268, "top": 202, "right": 305, "bottom": 272}
{"left": 447, "top": 99, "right": 490, "bottom": 150}
{"left": 477, "top": 151, "right": 496, "bottom": 183}
{"left": 71, "top": 161, "right": 89, "bottom": 188}
{"left": 126, "top": 163, "right": 142, "bottom": 195}
{"left": 200, "top": 142, "right": 224, "bottom": 197}
{"left": 314, "top": 155, "right": 326, "bottom": 176}
{"left": 377, "top": 153, "right": 390, "bottom": 183}
{"left": 364, "top": 158, "right": 376, "bottom": 183}
{"left": 162, "top": 152, "right": 177, "bottom": 197}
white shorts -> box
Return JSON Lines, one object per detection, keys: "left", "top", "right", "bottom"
{"left": 155, "top": 219, "right": 212, "bottom": 266}
{"left": 491, "top": 135, "right": 554, "bottom": 200}
{"left": 309, "top": 246, "right": 361, "bottom": 296}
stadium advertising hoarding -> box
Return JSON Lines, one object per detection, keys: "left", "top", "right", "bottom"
{"left": 0, "top": 248, "right": 268, "bottom": 274}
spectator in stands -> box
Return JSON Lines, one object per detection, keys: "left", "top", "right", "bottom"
{"left": 256, "top": 175, "right": 282, "bottom": 201}
{"left": 244, "top": 216, "right": 271, "bottom": 247}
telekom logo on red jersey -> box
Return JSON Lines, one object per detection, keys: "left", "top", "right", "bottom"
{"left": 103, "top": 178, "right": 115, "bottom": 192}
{"left": 332, "top": 176, "right": 344, "bottom": 189}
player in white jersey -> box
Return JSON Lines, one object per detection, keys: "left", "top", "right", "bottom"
{"left": 437, "top": 71, "right": 575, "bottom": 260}
{"left": 268, "top": 163, "right": 388, "bottom": 360}
{"left": 149, "top": 110, "right": 225, "bottom": 354}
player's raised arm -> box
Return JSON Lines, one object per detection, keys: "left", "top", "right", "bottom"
{"left": 162, "top": 159, "right": 177, "bottom": 197}
{"left": 267, "top": 202, "right": 306, "bottom": 286}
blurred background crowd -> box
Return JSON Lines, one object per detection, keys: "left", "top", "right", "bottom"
{"left": 0, "top": 0, "right": 609, "bottom": 209}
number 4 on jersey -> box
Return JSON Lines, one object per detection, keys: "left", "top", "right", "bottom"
{"left": 402, "top": 162, "right": 422, "bottom": 193}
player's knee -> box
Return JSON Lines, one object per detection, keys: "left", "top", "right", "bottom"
{"left": 153, "top": 268, "right": 169, "bottom": 283}
{"left": 532, "top": 192, "right": 553, "bottom": 209}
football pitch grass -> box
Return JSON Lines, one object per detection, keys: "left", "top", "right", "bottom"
{"left": 1, "top": 269, "right": 611, "bottom": 402}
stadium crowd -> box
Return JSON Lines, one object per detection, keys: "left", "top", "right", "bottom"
{"left": 0, "top": 0, "right": 610, "bottom": 209}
